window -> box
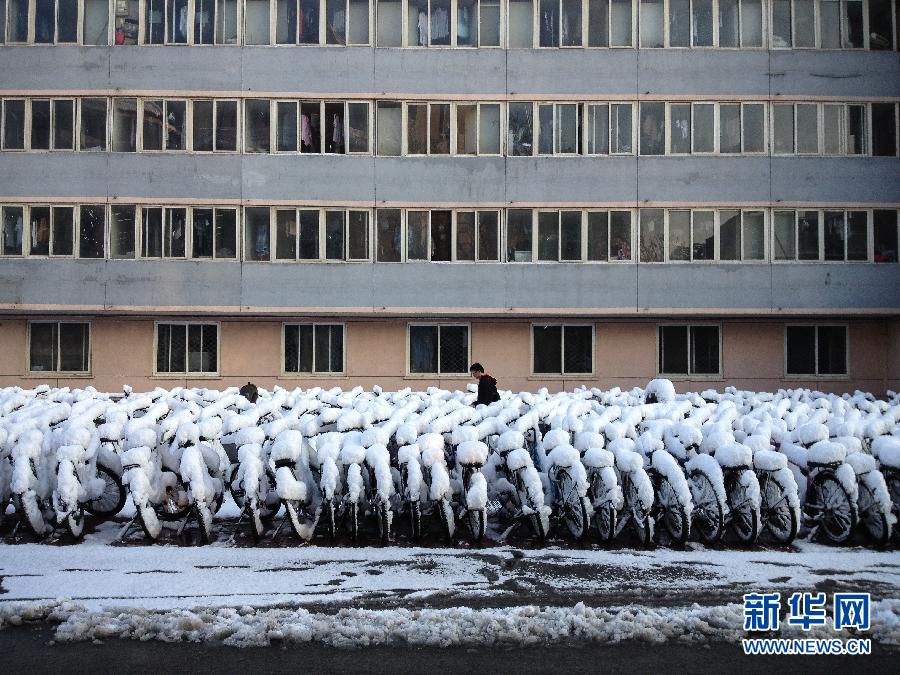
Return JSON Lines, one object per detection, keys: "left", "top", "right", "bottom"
{"left": 156, "top": 323, "right": 218, "bottom": 374}
{"left": 537, "top": 103, "right": 579, "bottom": 154}
{"left": 868, "top": 0, "right": 895, "bottom": 49}
{"left": 110, "top": 204, "right": 136, "bottom": 258}
{"left": 274, "top": 100, "right": 367, "bottom": 154}
{"left": 640, "top": 0, "right": 664, "bottom": 47}
{"left": 2, "top": 99, "right": 26, "bottom": 150}
{"left": 774, "top": 209, "right": 869, "bottom": 261}
{"left": 376, "top": 101, "right": 402, "bottom": 155}
{"left": 820, "top": 0, "right": 864, "bottom": 48}
{"left": 639, "top": 102, "right": 664, "bottom": 155}
{"left": 193, "top": 99, "right": 238, "bottom": 152}
{"left": 406, "top": 102, "right": 451, "bottom": 154}
{"left": 408, "top": 324, "right": 469, "bottom": 375}
{"left": 26, "top": 98, "right": 75, "bottom": 151}
{"left": 79, "top": 204, "right": 105, "bottom": 258}
{"left": 244, "top": 207, "right": 271, "bottom": 261}
{"left": 283, "top": 323, "right": 345, "bottom": 373}
{"left": 2, "top": 205, "right": 24, "bottom": 255}
{"left": 786, "top": 325, "right": 847, "bottom": 376}
{"left": 142, "top": 100, "right": 187, "bottom": 151}
{"left": 277, "top": 0, "right": 367, "bottom": 45}
{"left": 537, "top": 210, "right": 583, "bottom": 261}
{"left": 141, "top": 207, "right": 187, "bottom": 257}
{"left": 456, "top": 103, "right": 501, "bottom": 154}
{"left": 610, "top": 103, "right": 633, "bottom": 153}
{"left": 874, "top": 210, "right": 898, "bottom": 262}
{"left": 191, "top": 207, "right": 237, "bottom": 259}
{"left": 532, "top": 324, "right": 593, "bottom": 374}
{"left": 506, "top": 209, "right": 533, "bottom": 262}
{"left": 82, "top": 0, "right": 109, "bottom": 44}
{"left": 396, "top": 0, "right": 495, "bottom": 46}
{"left": 27, "top": 205, "right": 74, "bottom": 256}
{"left": 244, "top": 0, "right": 270, "bottom": 43}
{"left": 112, "top": 98, "right": 138, "bottom": 152}
{"left": 658, "top": 325, "right": 720, "bottom": 376}
{"left": 245, "top": 99, "right": 271, "bottom": 153}
{"left": 323, "top": 210, "right": 370, "bottom": 260}
{"left": 639, "top": 208, "right": 664, "bottom": 262}
{"left": 377, "top": 209, "right": 402, "bottom": 261}
{"left": 28, "top": 322, "right": 90, "bottom": 373}
{"left": 274, "top": 208, "right": 321, "bottom": 260}
{"left": 872, "top": 103, "right": 898, "bottom": 156}
{"left": 508, "top": 102, "right": 534, "bottom": 156}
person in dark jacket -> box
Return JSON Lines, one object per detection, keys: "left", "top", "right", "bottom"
{"left": 470, "top": 363, "right": 500, "bottom": 406}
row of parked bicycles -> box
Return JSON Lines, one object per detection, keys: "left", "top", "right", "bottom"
{"left": 0, "top": 381, "right": 898, "bottom": 548}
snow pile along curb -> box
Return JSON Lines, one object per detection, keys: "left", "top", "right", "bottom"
{"left": 1, "top": 600, "right": 898, "bottom": 649}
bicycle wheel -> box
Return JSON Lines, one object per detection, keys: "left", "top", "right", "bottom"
{"left": 136, "top": 500, "right": 162, "bottom": 541}
{"left": 347, "top": 502, "right": 359, "bottom": 542}
{"left": 228, "top": 464, "right": 245, "bottom": 510}
{"left": 258, "top": 469, "right": 281, "bottom": 521}
{"left": 886, "top": 472, "right": 900, "bottom": 543}
{"left": 556, "top": 471, "right": 589, "bottom": 540}
{"left": 656, "top": 476, "right": 690, "bottom": 546}
{"left": 323, "top": 499, "right": 337, "bottom": 542}
{"left": 437, "top": 498, "right": 455, "bottom": 539}
{"left": 14, "top": 492, "right": 47, "bottom": 538}
{"left": 761, "top": 472, "right": 798, "bottom": 545}
{"left": 247, "top": 499, "right": 265, "bottom": 542}
{"left": 467, "top": 508, "right": 486, "bottom": 544}
{"left": 809, "top": 473, "right": 857, "bottom": 544}
{"left": 690, "top": 470, "right": 724, "bottom": 545}
{"left": 376, "top": 500, "right": 391, "bottom": 543}
{"left": 408, "top": 500, "right": 422, "bottom": 541}
{"left": 195, "top": 502, "right": 214, "bottom": 544}
{"left": 594, "top": 504, "right": 616, "bottom": 544}
{"left": 857, "top": 479, "right": 890, "bottom": 546}
{"left": 624, "top": 476, "right": 652, "bottom": 547}
{"left": 85, "top": 465, "right": 126, "bottom": 518}
{"left": 156, "top": 470, "right": 190, "bottom": 522}
{"left": 65, "top": 506, "right": 85, "bottom": 539}
{"left": 728, "top": 470, "right": 760, "bottom": 546}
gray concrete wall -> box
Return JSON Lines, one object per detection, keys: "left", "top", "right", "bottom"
{"left": 0, "top": 259, "right": 897, "bottom": 315}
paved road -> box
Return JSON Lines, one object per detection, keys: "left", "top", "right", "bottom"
{"left": 0, "top": 625, "right": 896, "bottom": 674}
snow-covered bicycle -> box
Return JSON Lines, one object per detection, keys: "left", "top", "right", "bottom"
{"left": 493, "top": 429, "right": 550, "bottom": 541}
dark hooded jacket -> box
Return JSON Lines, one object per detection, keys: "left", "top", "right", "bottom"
{"left": 476, "top": 375, "right": 500, "bottom": 406}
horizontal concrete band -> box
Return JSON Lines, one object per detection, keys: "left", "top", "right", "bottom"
{"left": 1, "top": 155, "right": 898, "bottom": 204}
{"left": 1, "top": 47, "right": 898, "bottom": 99}
{"left": 1, "top": 260, "right": 897, "bottom": 314}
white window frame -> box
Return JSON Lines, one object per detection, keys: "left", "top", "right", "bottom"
{"left": 406, "top": 321, "right": 471, "bottom": 376}
{"left": 784, "top": 323, "right": 850, "bottom": 377}
{"left": 26, "top": 320, "right": 92, "bottom": 374}
{"left": 530, "top": 322, "right": 595, "bottom": 376}
{"left": 153, "top": 320, "right": 221, "bottom": 376}
{"left": 189, "top": 205, "right": 240, "bottom": 260}
{"left": 772, "top": 208, "right": 872, "bottom": 262}
{"left": 281, "top": 321, "right": 347, "bottom": 375}
{"left": 21, "top": 203, "right": 77, "bottom": 257}
{"left": 138, "top": 205, "right": 190, "bottom": 259}
{"left": 656, "top": 322, "right": 722, "bottom": 377}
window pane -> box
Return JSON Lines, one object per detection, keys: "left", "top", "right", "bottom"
{"left": 431, "top": 211, "right": 452, "bottom": 261}
{"left": 193, "top": 100, "right": 214, "bottom": 151}
{"left": 587, "top": 212, "right": 609, "bottom": 261}
{"left": 691, "top": 0, "right": 713, "bottom": 45}
{"left": 215, "top": 209, "right": 237, "bottom": 258}
{"left": 561, "top": 0, "right": 582, "bottom": 45}
{"left": 718, "top": 0, "right": 739, "bottom": 47}
{"left": 742, "top": 104, "right": 765, "bottom": 153}
{"left": 797, "top": 210, "right": 819, "bottom": 260}
{"left": 795, "top": 104, "right": 818, "bottom": 154}
{"left": 59, "top": 323, "right": 89, "bottom": 372}
{"left": 348, "top": 102, "right": 369, "bottom": 153}
{"left": 540, "top": 0, "right": 561, "bottom": 47}
{"left": 325, "top": 211, "right": 345, "bottom": 260}
{"left": 719, "top": 104, "right": 741, "bottom": 154}
{"left": 846, "top": 105, "right": 866, "bottom": 155}
{"left": 533, "top": 325, "right": 562, "bottom": 374}
{"left": 507, "top": 209, "right": 533, "bottom": 262}
{"left": 142, "top": 100, "right": 163, "bottom": 151}
{"left": 215, "top": 100, "right": 238, "bottom": 151}
{"left": 772, "top": 105, "right": 794, "bottom": 154}
{"left": 556, "top": 104, "right": 578, "bottom": 153}
{"left": 80, "top": 98, "right": 107, "bottom": 151}
{"left": 439, "top": 326, "right": 468, "bottom": 374}
{"left": 299, "top": 210, "right": 319, "bottom": 259}
{"left": 430, "top": 104, "right": 451, "bottom": 154}
{"left": 409, "top": 325, "right": 438, "bottom": 374}
{"left": 538, "top": 104, "right": 554, "bottom": 154}
{"left": 314, "top": 325, "right": 331, "bottom": 372}
{"left": 538, "top": 212, "right": 559, "bottom": 261}
{"left": 610, "top": 211, "right": 632, "bottom": 260}
{"left": 508, "top": 103, "right": 534, "bottom": 156}
{"left": 111, "top": 98, "right": 138, "bottom": 152}
{"left": 377, "top": 209, "right": 402, "bottom": 262}
{"left": 52, "top": 207, "right": 74, "bottom": 256}
{"left": 794, "top": 0, "right": 815, "bottom": 47}
{"left": 35, "top": 0, "right": 57, "bottom": 42}
{"left": 407, "top": 211, "right": 429, "bottom": 260}
{"left": 53, "top": 99, "right": 74, "bottom": 150}
{"left": 377, "top": 101, "right": 402, "bottom": 156}
{"left": 692, "top": 103, "right": 715, "bottom": 152}
{"left": 455, "top": 211, "right": 475, "bottom": 262}
{"left": 284, "top": 325, "right": 298, "bottom": 372}
{"left": 325, "top": 101, "right": 345, "bottom": 154}
{"left": 508, "top": 0, "right": 533, "bottom": 47}
{"left": 743, "top": 211, "right": 765, "bottom": 260}
{"left": 610, "top": 0, "right": 632, "bottom": 45}
{"left": 245, "top": 0, "right": 271, "bottom": 43}
{"left": 690, "top": 325, "right": 719, "bottom": 374}
{"left": 30, "top": 207, "right": 51, "bottom": 256}
{"left": 142, "top": 208, "right": 163, "bottom": 258}
{"left": 299, "top": 0, "right": 320, "bottom": 43}
{"left": 640, "top": 0, "right": 664, "bottom": 47}
{"left": 277, "top": 101, "right": 298, "bottom": 152}
{"left": 376, "top": 0, "right": 402, "bottom": 46}
{"left": 83, "top": 0, "right": 109, "bottom": 44}
{"left": 301, "top": 101, "right": 322, "bottom": 153}
{"left": 245, "top": 207, "right": 270, "bottom": 261}
{"left": 407, "top": 104, "right": 428, "bottom": 154}
{"left": 6, "top": 0, "right": 27, "bottom": 41}
{"left": 741, "top": 0, "right": 762, "bottom": 46}
{"left": 276, "top": 0, "right": 299, "bottom": 44}
{"left": 329, "top": 324, "right": 344, "bottom": 371}
{"left": 659, "top": 325, "right": 688, "bottom": 375}
{"left": 868, "top": 0, "right": 893, "bottom": 49}
{"left": 587, "top": 104, "right": 609, "bottom": 155}
{"left": 692, "top": 210, "right": 715, "bottom": 260}
{"left": 846, "top": 211, "right": 867, "bottom": 261}
{"left": 348, "top": 211, "right": 369, "bottom": 260}
{"left": 195, "top": 0, "right": 217, "bottom": 43}
{"left": 284, "top": 325, "right": 310, "bottom": 373}
{"left": 480, "top": 0, "right": 501, "bottom": 46}
{"left": 2, "top": 206, "right": 24, "bottom": 255}
{"left": 823, "top": 105, "right": 842, "bottom": 154}
{"left": 29, "top": 323, "right": 57, "bottom": 372}
{"left": 668, "top": 0, "right": 690, "bottom": 46}
{"left": 166, "top": 208, "right": 186, "bottom": 257}
{"left": 457, "top": 104, "right": 477, "bottom": 155}
{"left": 245, "top": 100, "right": 271, "bottom": 153}
{"left": 276, "top": 210, "right": 297, "bottom": 260}
{"left": 668, "top": 210, "right": 691, "bottom": 261}
{"left": 611, "top": 104, "right": 632, "bottom": 153}
{"left": 639, "top": 102, "right": 664, "bottom": 155}
{"left": 479, "top": 104, "right": 501, "bottom": 154}
{"left": 31, "top": 100, "right": 51, "bottom": 150}
{"left": 192, "top": 208, "right": 214, "bottom": 258}
{"left": 873, "top": 210, "right": 898, "bottom": 262}
{"left": 110, "top": 205, "right": 136, "bottom": 259}
{"left": 563, "top": 326, "right": 592, "bottom": 373}
{"left": 817, "top": 326, "right": 847, "bottom": 375}
{"left": 477, "top": 211, "right": 499, "bottom": 261}
{"left": 166, "top": 100, "right": 187, "bottom": 150}
{"left": 79, "top": 205, "right": 105, "bottom": 258}
{"left": 773, "top": 211, "right": 796, "bottom": 260}
{"left": 457, "top": 0, "right": 477, "bottom": 45}
{"left": 786, "top": 326, "right": 816, "bottom": 375}
{"left": 719, "top": 210, "right": 741, "bottom": 261}
{"left": 872, "top": 104, "right": 898, "bottom": 156}
{"left": 670, "top": 104, "right": 691, "bottom": 154}
{"left": 639, "top": 209, "right": 664, "bottom": 262}
{"left": 823, "top": 210, "right": 846, "bottom": 261}
{"left": 560, "top": 211, "right": 581, "bottom": 261}
{"left": 588, "top": 0, "right": 609, "bottom": 46}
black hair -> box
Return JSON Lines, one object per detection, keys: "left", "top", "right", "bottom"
{"left": 469, "top": 363, "right": 484, "bottom": 373}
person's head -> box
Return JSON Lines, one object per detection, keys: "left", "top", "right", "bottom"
{"left": 469, "top": 363, "right": 485, "bottom": 379}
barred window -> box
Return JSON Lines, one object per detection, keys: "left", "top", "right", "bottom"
{"left": 786, "top": 325, "right": 847, "bottom": 376}
{"left": 283, "top": 324, "right": 345, "bottom": 373}
{"left": 658, "top": 324, "right": 720, "bottom": 376}
{"left": 156, "top": 323, "right": 218, "bottom": 374}
{"left": 532, "top": 324, "right": 593, "bottom": 374}
{"left": 408, "top": 324, "right": 469, "bottom": 375}
{"left": 28, "top": 321, "right": 90, "bottom": 372}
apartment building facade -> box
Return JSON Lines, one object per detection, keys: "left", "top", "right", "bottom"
{"left": 0, "top": 0, "right": 898, "bottom": 394}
